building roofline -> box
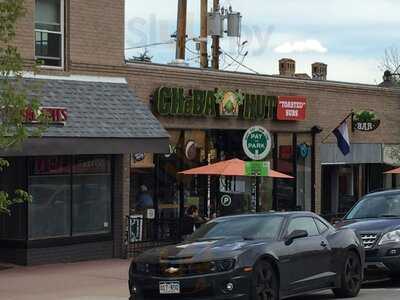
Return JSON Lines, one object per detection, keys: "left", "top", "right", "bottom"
{"left": 123, "top": 61, "right": 399, "bottom": 94}
{"left": 22, "top": 72, "right": 127, "bottom": 84}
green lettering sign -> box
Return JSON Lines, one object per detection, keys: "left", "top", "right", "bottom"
{"left": 204, "top": 91, "right": 217, "bottom": 117}
{"left": 193, "top": 90, "right": 206, "bottom": 116}
{"left": 171, "top": 88, "right": 185, "bottom": 115}
{"left": 152, "top": 87, "right": 277, "bottom": 120}
{"left": 156, "top": 87, "right": 172, "bottom": 116}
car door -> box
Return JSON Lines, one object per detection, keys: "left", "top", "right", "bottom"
{"left": 279, "top": 216, "right": 333, "bottom": 294}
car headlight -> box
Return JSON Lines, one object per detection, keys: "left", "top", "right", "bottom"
{"left": 211, "top": 259, "right": 236, "bottom": 272}
{"left": 379, "top": 230, "right": 400, "bottom": 245}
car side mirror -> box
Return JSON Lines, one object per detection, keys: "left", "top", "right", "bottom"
{"left": 285, "top": 230, "right": 308, "bottom": 245}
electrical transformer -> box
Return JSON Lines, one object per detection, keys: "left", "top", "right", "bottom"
{"left": 227, "top": 12, "right": 242, "bottom": 37}
{"left": 207, "top": 12, "right": 224, "bottom": 37}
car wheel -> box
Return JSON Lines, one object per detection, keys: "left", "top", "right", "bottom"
{"left": 333, "top": 251, "right": 362, "bottom": 298}
{"left": 251, "top": 260, "right": 279, "bottom": 300}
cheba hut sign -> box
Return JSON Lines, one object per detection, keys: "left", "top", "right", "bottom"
{"left": 152, "top": 87, "right": 279, "bottom": 121}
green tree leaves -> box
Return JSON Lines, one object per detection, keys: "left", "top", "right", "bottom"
{"left": 0, "top": 0, "right": 46, "bottom": 215}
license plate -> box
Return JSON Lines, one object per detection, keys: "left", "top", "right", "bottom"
{"left": 159, "top": 281, "right": 180, "bottom": 294}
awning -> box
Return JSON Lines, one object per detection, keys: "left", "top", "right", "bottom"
{"left": 0, "top": 76, "right": 169, "bottom": 156}
{"left": 385, "top": 167, "right": 400, "bottom": 174}
{"left": 320, "top": 143, "right": 383, "bottom": 165}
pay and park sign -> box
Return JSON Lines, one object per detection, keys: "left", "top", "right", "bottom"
{"left": 242, "top": 125, "right": 272, "bottom": 176}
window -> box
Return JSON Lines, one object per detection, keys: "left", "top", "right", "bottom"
{"left": 189, "top": 216, "right": 284, "bottom": 241}
{"left": 28, "top": 156, "right": 71, "bottom": 239}
{"left": 72, "top": 157, "right": 112, "bottom": 235}
{"left": 287, "top": 217, "right": 319, "bottom": 237}
{"left": 35, "top": 0, "right": 64, "bottom": 67}
{"left": 28, "top": 156, "right": 112, "bottom": 239}
{"left": 314, "top": 218, "right": 329, "bottom": 234}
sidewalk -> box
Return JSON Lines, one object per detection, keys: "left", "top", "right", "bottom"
{"left": 0, "top": 259, "right": 131, "bottom": 300}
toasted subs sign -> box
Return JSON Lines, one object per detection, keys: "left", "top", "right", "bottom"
{"left": 277, "top": 96, "right": 307, "bottom": 121}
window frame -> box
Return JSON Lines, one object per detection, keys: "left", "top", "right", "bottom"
{"left": 285, "top": 216, "right": 320, "bottom": 238}
{"left": 34, "top": 0, "right": 65, "bottom": 69}
{"left": 313, "top": 217, "right": 330, "bottom": 234}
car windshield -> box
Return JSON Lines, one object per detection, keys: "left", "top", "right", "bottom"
{"left": 345, "top": 192, "right": 400, "bottom": 219}
{"left": 188, "top": 215, "right": 284, "bottom": 241}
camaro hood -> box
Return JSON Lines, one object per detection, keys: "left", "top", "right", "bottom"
{"left": 337, "top": 218, "right": 400, "bottom": 233}
{"left": 137, "top": 237, "right": 266, "bottom": 263}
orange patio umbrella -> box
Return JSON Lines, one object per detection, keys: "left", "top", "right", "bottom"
{"left": 179, "top": 158, "right": 294, "bottom": 179}
{"left": 385, "top": 167, "right": 400, "bottom": 174}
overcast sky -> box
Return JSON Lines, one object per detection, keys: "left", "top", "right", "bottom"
{"left": 125, "top": 0, "right": 400, "bottom": 84}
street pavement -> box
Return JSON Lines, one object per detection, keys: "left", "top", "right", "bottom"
{"left": 1, "top": 259, "right": 400, "bottom": 299}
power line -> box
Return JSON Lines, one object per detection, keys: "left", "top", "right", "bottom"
{"left": 185, "top": 45, "right": 198, "bottom": 56}
{"left": 125, "top": 40, "right": 175, "bottom": 51}
{"left": 222, "top": 50, "right": 259, "bottom": 74}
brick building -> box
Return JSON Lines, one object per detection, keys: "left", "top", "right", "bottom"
{"left": 1, "top": 0, "right": 400, "bottom": 265}
{"left": 0, "top": 0, "right": 168, "bottom": 265}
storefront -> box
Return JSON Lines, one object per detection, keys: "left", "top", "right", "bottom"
{"left": 130, "top": 86, "right": 316, "bottom": 230}
{"left": 0, "top": 76, "right": 168, "bottom": 265}
{"left": 321, "top": 143, "right": 400, "bottom": 219}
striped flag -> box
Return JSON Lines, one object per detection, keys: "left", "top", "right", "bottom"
{"left": 333, "top": 122, "right": 350, "bottom": 156}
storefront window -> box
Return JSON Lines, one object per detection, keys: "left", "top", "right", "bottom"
{"left": 296, "top": 134, "right": 312, "bottom": 211}
{"left": 29, "top": 174, "right": 71, "bottom": 239}
{"left": 337, "top": 165, "right": 356, "bottom": 213}
{"left": 28, "top": 156, "right": 112, "bottom": 239}
{"left": 29, "top": 156, "right": 71, "bottom": 239}
{"left": 396, "top": 175, "right": 400, "bottom": 188}
{"left": 275, "top": 133, "right": 295, "bottom": 211}
{"left": 72, "top": 157, "right": 112, "bottom": 235}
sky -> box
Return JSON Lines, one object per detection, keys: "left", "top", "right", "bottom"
{"left": 125, "top": 0, "right": 400, "bottom": 84}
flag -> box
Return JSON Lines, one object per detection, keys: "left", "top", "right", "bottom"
{"left": 333, "top": 122, "right": 350, "bottom": 156}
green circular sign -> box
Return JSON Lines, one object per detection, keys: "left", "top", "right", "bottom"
{"left": 242, "top": 126, "right": 272, "bottom": 160}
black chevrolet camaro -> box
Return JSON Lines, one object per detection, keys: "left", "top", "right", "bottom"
{"left": 129, "top": 212, "right": 364, "bottom": 300}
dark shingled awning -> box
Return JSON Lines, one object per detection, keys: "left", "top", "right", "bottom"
{"left": 0, "top": 78, "right": 169, "bottom": 156}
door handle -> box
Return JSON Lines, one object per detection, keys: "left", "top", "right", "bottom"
{"left": 320, "top": 241, "right": 327, "bottom": 248}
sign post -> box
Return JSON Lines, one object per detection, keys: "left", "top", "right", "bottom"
{"left": 242, "top": 126, "right": 272, "bottom": 212}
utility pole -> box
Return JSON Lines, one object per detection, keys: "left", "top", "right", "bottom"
{"left": 200, "top": 0, "right": 208, "bottom": 68}
{"left": 212, "top": 0, "right": 220, "bottom": 70}
{"left": 176, "top": 0, "right": 187, "bottom": 60}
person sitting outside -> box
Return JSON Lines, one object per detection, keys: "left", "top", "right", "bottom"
{"left": 135, "top": 185, "right": 154, "bottom": 212}
{"left": 181, "top": 205, "right": 208, "bottom": 238}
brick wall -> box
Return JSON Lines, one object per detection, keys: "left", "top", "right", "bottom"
{"left": 26, "top": 241, "right": 113, "bottom": 265}
{"left": 0, "top": 248, "right": 27, "bottom": 265}
{"left": 64, "top": 62, "right": 400, "bottom": 212}
{"left": 69, "top": 0, "right": 124, "bottom": 66}
{"left": 13, "top": 0, "right": 125, "bottom": 67}
{"left": 113, "top": 154, "right": 130, "bottom": 259}
{"left": 13, "top": 0, "right": 35, "bottom": 61}
{"left": 119, "top": 63, "right": 400, "bottom": 213}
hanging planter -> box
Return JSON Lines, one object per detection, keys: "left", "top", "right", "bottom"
{"left": 352, "top": 110, "right": 380, "bottom": 132}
